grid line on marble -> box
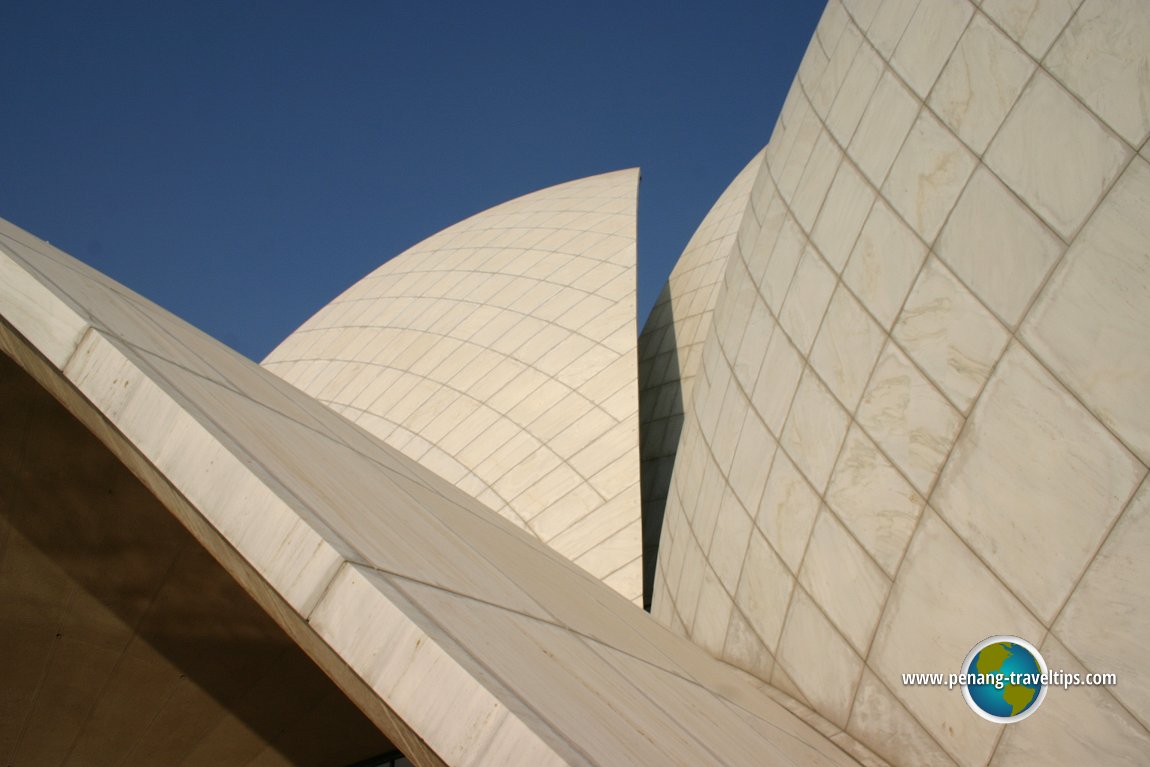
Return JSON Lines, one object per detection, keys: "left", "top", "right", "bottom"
{"left": 795, "top": 0, "right": 1141, "bottom": 265}
{"left": 664, "top": 292, "right": 905, "bottom": 632}
{"left": 655, "top": 226, "right": 895, "bottom": 728}
{"left": 763, "top": 16, "right": 1146, "bottom": 452}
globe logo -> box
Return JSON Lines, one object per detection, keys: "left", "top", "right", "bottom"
{"left": 961, "top": 636, "right": 1048, "bottom": 723}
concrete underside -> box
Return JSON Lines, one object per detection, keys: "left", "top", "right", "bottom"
{"left": 0, "top": 352, "right": 392, "bottom": 766}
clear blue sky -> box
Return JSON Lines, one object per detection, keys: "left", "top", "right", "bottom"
{"left": 1, "top": 1, "right": 824, "bottom": 360}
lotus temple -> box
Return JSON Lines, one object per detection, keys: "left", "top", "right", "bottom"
{"left": 2, "top": 0, "right": 1148, "bottom": 765}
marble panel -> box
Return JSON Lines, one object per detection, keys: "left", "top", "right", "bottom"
{"left": 1046, "top": 0, "right": 1150, "bottom": 146}
{"left": 932, "top": 343, "right": 1144, "bottom": 622}
{"left": 935, "top": 166, "right": 1063, "bottom": 327}
{"left": 929, "top": 13, "right": 1035, "bottom": 153}
{"left": 856, "top": 343, "right": 963, "bottom": 494}
{"left": 985, "top": 71, "right": 1130, "bottom": 238}
{"left": 893, "top": 257, "right": 1009, "bottom": 411}
{"left": 1022, "top": 158, "right": 1150, "bottom": 463}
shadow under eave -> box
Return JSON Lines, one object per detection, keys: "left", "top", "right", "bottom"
{"left": 0, "top": 350, "right": 393, "bottom": 767}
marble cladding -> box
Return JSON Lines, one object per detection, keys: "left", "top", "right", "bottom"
{"left": 650, "top": 1, "right": 1150, "bottom": 765}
